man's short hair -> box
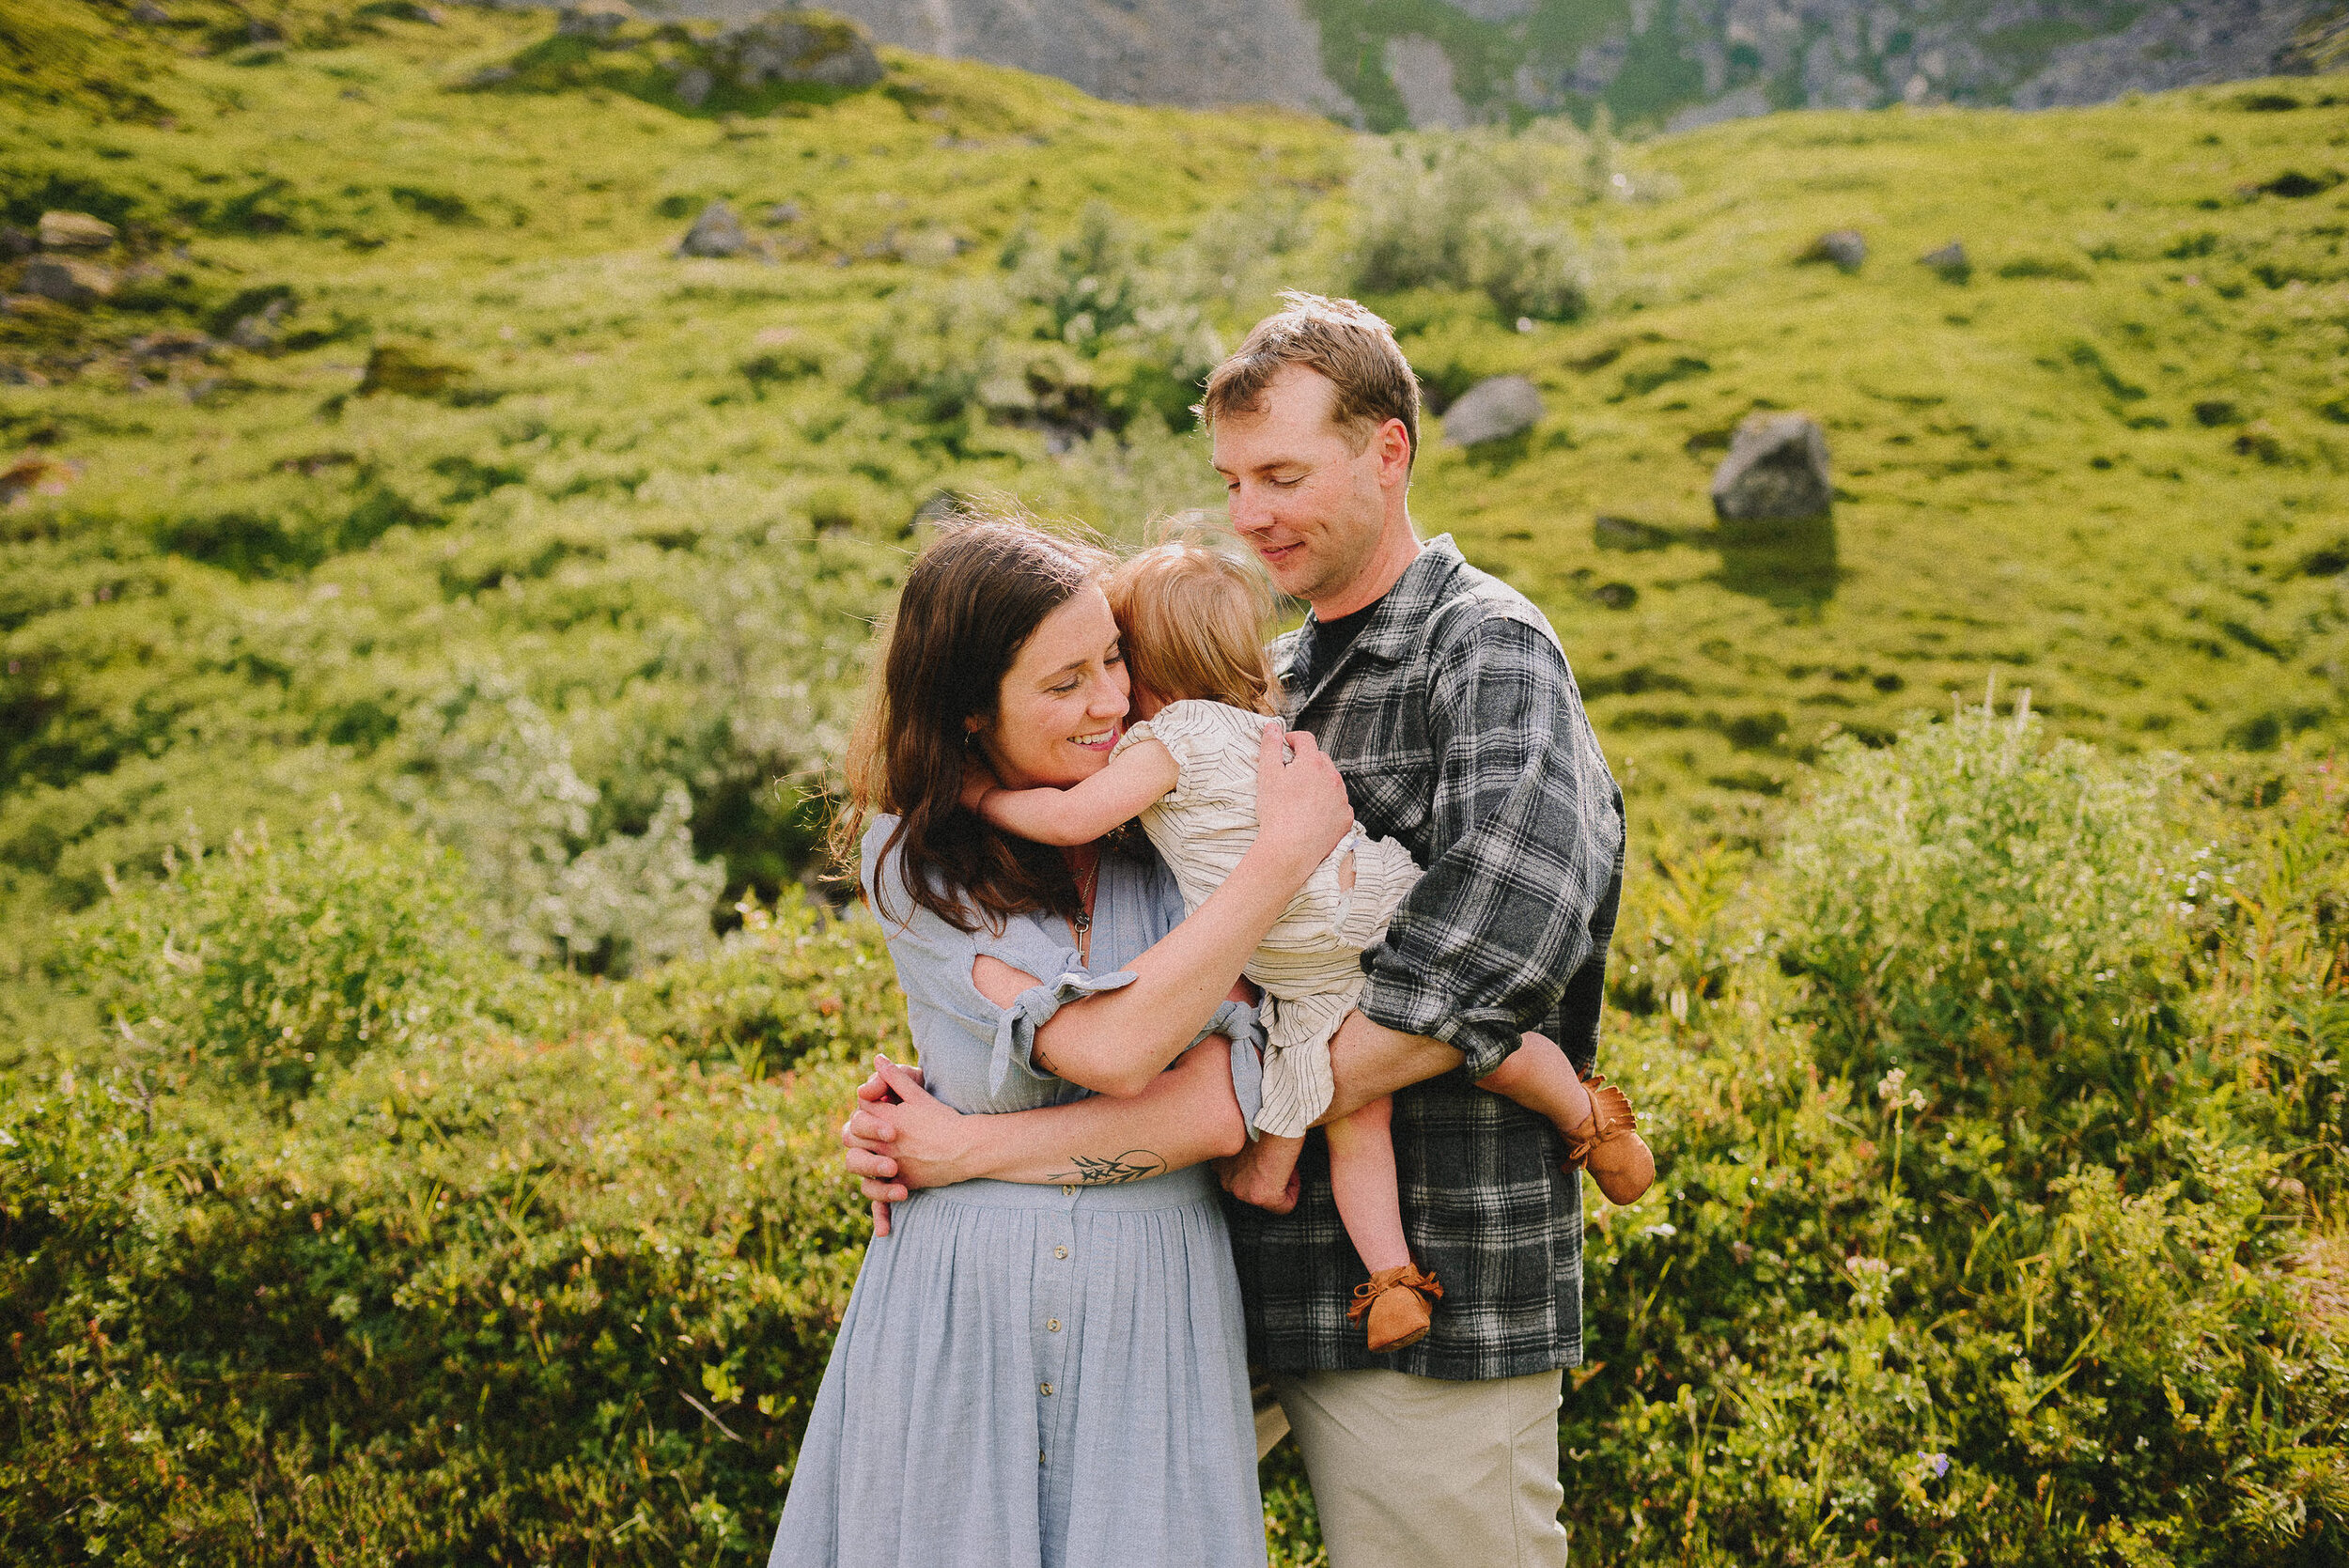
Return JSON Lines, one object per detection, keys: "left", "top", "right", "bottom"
{"left": 1195, "top": 291, "right": 1420, "bottom": 471}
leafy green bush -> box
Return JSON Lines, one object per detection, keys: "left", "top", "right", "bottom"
{"left": 7, "top": 833, "right": 894, "bottom": 1560}
{"left": 1351, "top": 128, "right": 1608, "bottom": 321}
{"left": 610, "top": 893, "right": 913, "bottom": 1077}
{"left": 0, "top": 1024, "right": 876, "bottom": 1564}
{"left": 1781, "top": 696, "right": 2196, "bottom": 1178}
{"left": 57, "top": 815, "right": 510, "bottom": 1097}
{"left": 1556, "top": 719, "right": 2349, "bottom": 1566}
{"left": 396, "top": 676, "right": 726, "bottom": 976}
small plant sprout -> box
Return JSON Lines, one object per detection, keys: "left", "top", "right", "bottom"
{"left": 1877, "top": 1067, "right": 1929, "bottom": 1188}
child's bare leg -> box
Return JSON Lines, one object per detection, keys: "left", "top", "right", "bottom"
{"left": 1325, "top": 1094, "right": 1411, "bottom": 1274}
{"left": 1484, "top": 1030, "right": 1655, "bottom": 1204}
{"left": 1475, "top": 1031, "right": 1594, "bottom": 1136}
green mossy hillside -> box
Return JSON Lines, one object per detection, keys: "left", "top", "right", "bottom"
{"left": 0, "top": 3, "right": 2344, "bottom": 962}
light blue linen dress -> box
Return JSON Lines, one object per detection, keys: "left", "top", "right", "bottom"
{"left": 767, "top": 817, "right": 1269, "bottom": 1568}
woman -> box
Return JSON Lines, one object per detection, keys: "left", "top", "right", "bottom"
{"left": 769, "top": 517, "right": 1353, "bottom": 1568}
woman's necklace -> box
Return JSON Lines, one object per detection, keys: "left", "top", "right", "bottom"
{"left": 1071, "top": 853, "right": 1098, "bottom": 964}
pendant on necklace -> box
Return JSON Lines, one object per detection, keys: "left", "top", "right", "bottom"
{"left": 1074, "top": 911, "right": 1092, "bottom": 933}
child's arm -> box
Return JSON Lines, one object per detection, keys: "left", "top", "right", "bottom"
{"left": 976, "top": 739, "right": 1180, "bottom": 846}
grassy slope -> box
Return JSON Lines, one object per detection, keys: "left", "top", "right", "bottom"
{"left": 1411, "top": 92, "right": 2349, "bottom": 833}
{"left": 2, "top": 2, "right": 2345, "bottom": 965}
{"left": 0, "top": 5, "right": 1341, "bottom": 971}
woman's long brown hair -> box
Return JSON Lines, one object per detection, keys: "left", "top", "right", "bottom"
{"left": 832, "top": 513, "right": 1114, "bottom": 933}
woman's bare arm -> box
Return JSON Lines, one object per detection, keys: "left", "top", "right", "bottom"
{"left": 848, "top": 1043, "right": 1247, "bottom": 1209}
{"left": 977, "top": 739, "right": 1179, "bottom": 847}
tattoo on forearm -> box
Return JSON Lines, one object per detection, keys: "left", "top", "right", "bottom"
{"left": 1049, "top": 1149, "right": 1167, "bottom": 1186}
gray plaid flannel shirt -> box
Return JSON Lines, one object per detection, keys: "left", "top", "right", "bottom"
{"left": 1225, "top": 536, "right": 1626, "bottom": 1381}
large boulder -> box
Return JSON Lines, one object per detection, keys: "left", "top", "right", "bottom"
{"left": 38, "top": 211, "right": 117, "bottom": 253}
{"left": 556, "top": 0, "right": 634, "bottom": 39}
{"left": 22, "top": 256, "right": 117, "bottom": 307}
{"left": 1710, "top": 412, "right": 1832, "bottom": 523}
{"left": 1799, "top": 228, "right": 1866, "bottom": 272}
{"left": 717, "top": 10, "right": 884, "bottom": 89}
{"left": 1919, "top": 240, "right": 1970, "bottom": 283}
{"left": 1440, "top": 375, "right": 1544, "bottom": 447}
{"left": 677, "top": 200, "right": 752, "bottom": 257}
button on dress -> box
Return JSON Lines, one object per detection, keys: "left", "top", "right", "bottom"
{"left": 767, "top": 818, "right": 1268, "bottom": 1568}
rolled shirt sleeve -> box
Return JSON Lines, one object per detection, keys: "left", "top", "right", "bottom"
{"left": 1355, "top": 613, "right": 1624, "bottom": 1080}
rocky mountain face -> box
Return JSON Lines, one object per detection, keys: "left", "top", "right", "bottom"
{"left": 639, "top": 0, "right": 2337, "bottom": 128}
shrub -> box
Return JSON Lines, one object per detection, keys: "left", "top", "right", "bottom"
{"left": 6, "top": 865, "right": 899, "bottom": 1562}
{"left": 394, "top": 677, "right": 727, "bottom": 977}
{"left": 0, "top": 1023, "right": 879, "bottom": 1564}
{"left": 612, "top": 893, "right": 913, "bottom": 1077}
{"left": 1779, "top": 694, "right": 2196, "bottom": 1178}
{"left": 1556, "top": 721, "right": 2349, "bottom": 1567}
{"left": 56, "top": 815, "right": 508, "bottom": 1097}
{"left": 1351, "top": 130, "right": 1605, "bottom": 322}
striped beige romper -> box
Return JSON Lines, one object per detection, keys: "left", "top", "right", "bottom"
{"left": 1112, "top": 698, "right": 1421, "bottom": 1138}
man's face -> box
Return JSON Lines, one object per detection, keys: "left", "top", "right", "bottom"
{"left": 1211, "top": 366, "right": 1396, "bottom": 608}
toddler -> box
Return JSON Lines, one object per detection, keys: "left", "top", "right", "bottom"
{"left": 972, "top": 538, "right": 1653, "bottom": 1352}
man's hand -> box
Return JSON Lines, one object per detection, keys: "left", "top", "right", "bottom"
{"left": 1216, "top": 1131, "right": 1305, "bottom": 1213}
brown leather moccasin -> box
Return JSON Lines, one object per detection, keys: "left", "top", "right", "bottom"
{"left": 1346, "top": 1264, "right": 1444, "bottom": 1354}
{"left": 1563, "top": 1076, "right": 1656, "bottom": 1205}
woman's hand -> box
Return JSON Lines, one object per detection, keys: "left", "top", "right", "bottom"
{"left": 840, "top": 1055, "right": 979, "bottom": 1235}
{"left": 843, "top": 1054, "right": 925, "bottom": 1235}
{"left": 1251, "top": 722, "right": 1354, "bottom": 879}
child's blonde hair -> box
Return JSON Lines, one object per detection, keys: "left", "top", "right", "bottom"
{"left": 1106, "top": 531, "right": 1281, "bottom": 718}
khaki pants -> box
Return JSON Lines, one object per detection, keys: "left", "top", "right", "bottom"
{"left": 1271, "top": 1367, "right": 1571, "bottom": 1568}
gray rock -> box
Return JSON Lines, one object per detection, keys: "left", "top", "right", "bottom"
{"left": 720, "top": 11, "right": 885, "bottom": 89}
{"left": 0, "top": 226, "right": 32, "bottom": 258}
{"left": 23, "top": 256, "right": 117, "bottom": 307}
{"left": 245, "top": 18, "right": 281, "bottom": 42}
{"left": 766, "top": 201, "right": 802, "bottom": 225}
{"left": 131, "top": 0, "right": 170, "bottom": 21}
{"left": 1383, "top": 36, "right": 1472, "bottom": 129}
{"left": 1711, "top": 412, "right": 1833, "bottom": 523}
{"left": 39, "top": 211, "right": 117, "bottom": 253}
{"left": 678, "top": 200, "right": 752, "bottom": 257}
{"left": 1919, "top": 240, "right": 1971, "bottom": 283}
{"left": 1800, "top": 228, "right": 1867, "bottom": 272}
{"left": 1440, "top": 375, "right": 1545, "bottom": 447}
{"left": 557, "top": 0, "right": 635, "bottom": 39}
{"left": 674, "top": 66, "right": 714, "bottom": 106}
{"left": 775, "top": 0, "right": 1352, "bottom": 121}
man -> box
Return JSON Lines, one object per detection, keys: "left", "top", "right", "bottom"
{"left": 1204, "top": 293, "right": 1623, "bottom": 1568}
